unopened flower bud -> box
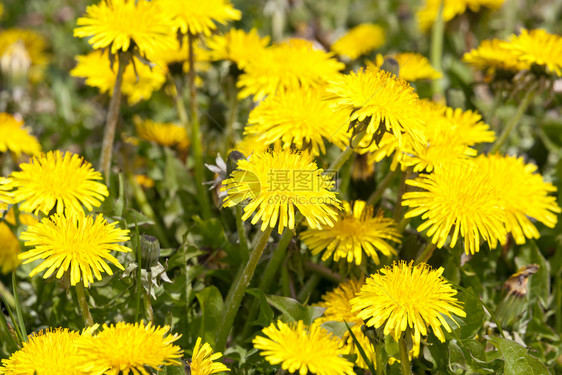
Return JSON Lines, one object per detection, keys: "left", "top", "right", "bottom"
{"left": 140, "top": 234, "right": 160, "bottom": 270}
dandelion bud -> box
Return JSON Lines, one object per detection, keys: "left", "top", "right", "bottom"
{"left": 140, "top": 234, "right": 160, "bottom": 270}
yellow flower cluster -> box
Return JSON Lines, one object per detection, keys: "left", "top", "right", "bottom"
{"left": 0, "top": 323, "right": 184, "bottom": 375}
{"left": 417, "top": 0, "right": 505, "bottom": 31}
{"left": 464, "top": 29, "right": 562, "bottom": 77}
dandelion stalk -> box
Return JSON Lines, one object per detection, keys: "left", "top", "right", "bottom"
{"left": 75, "top": 283, "right": 94, "bottom": 327}
{"left": 0, "top": 280, "right": 15, "bottom": 309}
{"left": 130, "top": 174, "right": 170, "bottom": 248}
{"left": 241, "top": 229, "right": 294, "bottom": 338}
{"left": 224, "top": 74, "right": 239, "bottom": 155}
{"left": 11, "top": 272, "right": 27, "bottom": 339}
{"left": 329, "top": 129, "right": 367, "bottom": 171}
{"left": 236, "top": 206, "right": 249, "bottom": 262}
{"left": 175, "top": 93, "right": 189, "bottom": 126}
{"left": 375, "top": 342, "right": 384, "bottom": 375}
{"left": 430, "top": 0, "right": 445, "bottom": 98}
{"left": 99, "top": 53, "right": 127, "bottom": 183}
{"left": 489, "top": 84, "right": 538, "bottom": 153}
{"left": 399, "top": 335, "right": 411, "bottom": 375}
{"left": 216, "top": 226, "right": 273, "bottom": 352}
{"left": 415, "top": 242, "right": 437, "bottom": 265}
{"left": 143, "top": 291, "right": 154, "bottom": 323}
{"left": 366, "top": 168, "right": 400, "bottom": 206}
{"left": 187, "top": 32, "right": 212, "bottom": 220}
{"left": 393, "top": 168, "right": 410, "bottom": 222}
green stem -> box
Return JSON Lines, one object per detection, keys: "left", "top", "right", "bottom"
{"left": 216, "top": 226, "right": 273, "bottom": 352}
{"left": 393, "top": 168, "right": 410, "bottom": 222}
{"left": 187, "top": 32, "right": 212, "bottom": 220}
{"left": 75, "top": 282, "right": 94, "bottom": 327}
{"left": 486, "top": 89, "right": 503, "bottom": 126}
{"left": 297, "top": 258, "right": 332, "bottom": 303}
{"left": 304, "top": 260, "right": 343, "bottom": 283}
{"left": 503, "top": 0, "right": 517, "bottom": 37}
{"left": 555, "top": 274, "right": 562, "bottom": 333}
{"left": 11, "top": 272, "right": 26, "bottom": 340}
{"left": 175, "top": 88, "right": 189, "bottom": 125}
{"left": 0, "top": 280, "right": 15, "bottom": 309}
{"left": 399, "top": 335, "right": 411, "bottom": 375}
{"left": 259, "top": 229, "right": 294, "bottom": 293}
{"left": 366, "top": 168, "right": 399, "bottom": 206}
{"left": 235, "top": 206, "right": 249, "bottom": 262}
{"left": 135, "top": 226, "right": 142, "bottom": 323}
{"left": 430, "top": 0, "right": 444, "bottom": 98}
{"left": 224, "top": 75, "right": 239, "bottom": 155}
{"left": 375, "top": 341, "right": 384, "bottom": 375}
{"left": 489, "top": 85, "right": 537, "bottom": 153}
{"left": 414, "top": 242, "right": 437, "bottom": 265}
{"left": 241, "top": 229, "right": 294, "bottom": 338}
{"left": 143, "top": 290, "right": 154, "bottom": 323}
{"left": 130, "top": 174, "right": 171, "bottom": 248}
{"left": 329, "top": 130, "right": 367, "bottom": 171}
{"left": 99, "top": 53, "right": 127, "bottom": 184}
{"left": 297, "top": 274, "right": 320, "bottom": 303}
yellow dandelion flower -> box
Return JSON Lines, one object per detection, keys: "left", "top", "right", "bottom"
{"left": 316, "top": 279, "right": 376, "bottom": 369}
{"left": 0, "top": 223, "right": 20, "bottom": 274}
{"left": 222, "top": 149, "right": 340, "bottom": 234}
{"left": 372, "top": 52, "right": 441, "bottom": 81}
{"left": 407, "top": 102, "right": 495, "bottom": 172}
{"left": 351, "top": 261, "right": 466, "bottom": 358}
{"left": 19, "top": 209, "right": 131, "bottom": 287}
{"left": 0, "top": 209, "right": 37, "bottom": 274}
{"left": 74, "top": 0, "right": 175, "bottom": 56}
{"left": 0, "top": 113, "right": 41, "bottom": 157}
{"left": 466, "top": 0, "right": 506, "bottom": 10}
{"left": 253, "top": 320, "right": 355, "bottom": 375}
{"left": 358, "top": 132, "right": 414, "bottom": 172}
{"left": 71, "top": 51, "right": 167, "bottom": 105}
{"left": 0, "top": 328, "right": 87, "bottom": 375}
{"left": 245, "top": 87, "right": 349, "bottom": 156}
{"left": 231, "top": 135, "right": 275, "bottom": 157}
{"left": 9, "top": 150, "right": 108, "bottom": 215}
{"left": 159, "top": 0, "right": 241, "bottom": 37}
{"left": 402, "top": 159, "right": 507, "bottom": 255}
{"left": 238, "top": 39, "right": 344, "bottom": 101}
{"left": 149, "top": 35, "right": 212, "bottom": 74}
{"left": 135, "top": 117, "right": 190, "bottom": 150}
{"left": 326, "top": 67, "right": 426, "bottom": 147}
{"left": 417, "top": 0, "right": 467, "bottom": 31}
{"left": 331, "top": 23, "right": 385, "bottom": 60}
{"left": 417, "top": 0, "right": 504, "bottom": 32}
{"left": 479, "top": 154, "right": 561, "bottom": 244}
{"left": 135, "top": 174, "right": 155, "bottom": 188}
{"left": 207, "top": 28, "right": 270, "bottom": 69}
{"left": 78, "top": 321, "right": 182, "bottom": 375}
{"left": 503, "top": 29, "right": 562, "bottom": 76}
{"left": 463, "top": 38, "right": 530, "bottom": 75}
{"left": 0, "top": 28, "right": 48, "bottom": 68}
{"left": 0, "top": 177, "right": 13, "bottom": 210}
{"left": 190, "top": 337, "right": 229, "bottom": 375}
{"left": 302, "top": 200, "right": 400, "bottom": 265}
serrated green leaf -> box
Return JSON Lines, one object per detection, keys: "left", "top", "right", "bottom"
{"left": 195, "top": 286, "right": 224, "bottom": 347}
{"left": 266, "top": 295, "right": 324, "bottom": 325}
{"left": 246, "top": 288, "right": 274, "bottom": 328}
{"left": 487, "top": 336, "right": 550, "bottom": 375}
{"left": 455, "top": 287, "right": 485, "bottom": 340}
